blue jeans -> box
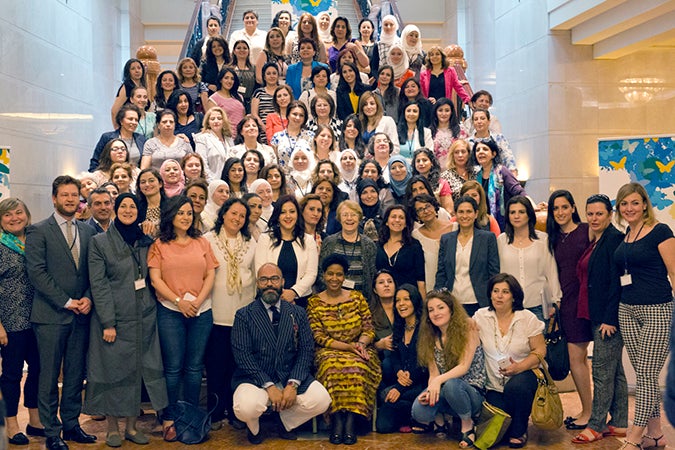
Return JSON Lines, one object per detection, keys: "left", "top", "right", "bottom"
{"left": 527, "top": 305, "right": 545, "bottom": 323}
{"left": 157, "top": 306, "right": 212, "bottom": 406}
{"left": 411, "top": 378, "right": 484, "bottom": 424}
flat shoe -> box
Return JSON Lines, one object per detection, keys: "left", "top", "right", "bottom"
{"left": 343, "top": 433, "right": 357, "bottom": 445}
{"left": 572, "top": 428, "right": 603, "bottom": 444}
{"left": 106, "top": 432, "right": 122, "bottom": 448}
{"left": 564, "top": 416, "right": 578, "bottom": 425}
{"left": 329, "top": 433, "right": 343, "bottom": 445}
{"left": 163, "top": 424, "right": 177, "bottom": 442}
{"left": 125, "top": 429, "right": 150, "bottom": 445}
{"left": 566, "top": 421, "right": 588, "bottom": 430}
{"left": 8, "top": 432, "right": 29, "bottom": 445}
{"left": 26, "top": 424, "right": 45, "bottom": 437}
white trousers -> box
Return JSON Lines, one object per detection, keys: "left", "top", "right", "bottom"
{"left": 232, "top": 380, "right": 331, "bottom": 434}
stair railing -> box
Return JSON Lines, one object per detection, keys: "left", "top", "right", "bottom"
{"left": 179, "top": 1, "right": 205, "bottom": 61}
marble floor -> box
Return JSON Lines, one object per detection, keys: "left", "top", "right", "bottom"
{"left": 7, "top": 389, "right": 675, "bottom": 449}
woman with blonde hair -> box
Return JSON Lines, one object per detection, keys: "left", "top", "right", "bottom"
{"left": 440, "top": 139, "right": 474, "bottom": 202}
{"left": 358, "top": 91, "right": 399, "bottom": 152}
{"left": 194, "top": 106, "right": 235, "bottom": 181}
{"left": 176, "top": 57, "right": 209, "bottom": 112}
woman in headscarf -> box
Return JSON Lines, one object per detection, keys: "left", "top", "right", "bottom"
{"left": 387, "top": 155, "right": 412, "bottom": 204}
{"left": 372, "top": 15, "right": 400, "bottom": 72}
{"left": 337, "top": 148, "right": 360, "bottom": 201}
{"left": 202, "top": 180, "right": 230, "bottom": 231}
{"left": 387, "top": 43, "right": 414, "bottom": 88}
{"left": 249, "top": 178, "right": 274, "bottom": 232}
{"left": 400, "top": 25, "right": 425, "bottom": 75}
{"left": 357, "top": 178, "right": 384, "bottom": 242}
{"left": 159, "top": 159, "right": 185, "bottom": 198}
{"left": 287, "top": 146, "right": 317, "bottom": 199}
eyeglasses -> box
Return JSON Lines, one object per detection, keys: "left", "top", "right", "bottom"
{"left": 258, "top": 276, "right": 282, "bottom": 284}
{"left": 415, "top": 204, "right": 433, "bottom": 215}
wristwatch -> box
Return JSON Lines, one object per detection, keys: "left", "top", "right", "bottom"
{"left": 287, "top": 380, "right": 299, "bottom": 390}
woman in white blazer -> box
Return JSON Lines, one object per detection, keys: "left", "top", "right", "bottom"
{"left": 255, "top": 195, "right": 318, "bottom": 307}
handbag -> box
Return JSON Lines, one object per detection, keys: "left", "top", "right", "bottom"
{"left": 474, "top": 401, "right": 512, "bottom": 450}
{"left": 530, "top": 353, "right": 563, "bottom": 430}
{"left": 169, "top": 395, "right": 218, "bottom": 445}
{"left": 544, "top": 303, "right": 569, "bottom": 381}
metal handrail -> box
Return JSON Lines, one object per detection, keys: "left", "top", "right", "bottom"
{"left": 179, "top": 1, "right": 204, "bottom": 61}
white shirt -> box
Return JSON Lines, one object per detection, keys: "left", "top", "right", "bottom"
{"left": 452, "top": 236, "right": 478, "bottom": 305}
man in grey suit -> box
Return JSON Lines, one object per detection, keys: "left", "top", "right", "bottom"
{"left": 231, "top": 263, "right": 331, "bottom": 444}
{"left": 84, "top": 188, "right": 113, "bottom": 234}
{"left": 25, "top": 175, "right": 97, "bottom": 450}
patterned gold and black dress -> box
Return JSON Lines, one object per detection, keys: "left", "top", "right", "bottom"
{"left": 307, "top": 290, "right": 382, "bottom": 417}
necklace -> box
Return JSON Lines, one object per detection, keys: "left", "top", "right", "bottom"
{"left": 404, "top": 320, "right": 417, "bottom": 332}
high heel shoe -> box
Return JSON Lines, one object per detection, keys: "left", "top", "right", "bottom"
{"left": 642, "top": 434, "right": 666, "bottom": 450}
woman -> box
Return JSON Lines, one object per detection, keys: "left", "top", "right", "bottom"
{"left": 374, "top": 65, "right": 400, "bottom": 119}
{"left": 136, "top": 168, "right": 167, "bottom": 238}
{"left": 358, "top": 91, "right": 399, "bottom": 151}
{"left": 228, "top": 10, "right": 266, "bottom": 62}
{"left": 412, "top": 290, "right": 485, "bottom": 448}
{"left": 184, "top": 178, "right": 209, "bottom": 233}
{"left": 405, "top": 176, "right": 453, "bottom": 223}
{"left": 469, "top": 109, "right": 517, "bottom": 174}
{"left": 335, "top": 62, "right": 372, "bottom": 121}
{"left": 152, "top": 70, "right": 181, "bottom": 112}
{"left": 435, "top": 195, "right": 500, "bottom": 316}
{"left": 207, "top": 68, "right": 245, "bottom": 136}
{"left": 287, "top": 12, "right": 327, "bottom": 65}
{"left": 338, "top": 148, "right": 360, "bottom": 200}
{"left": 498, "top": 196, "right": 561, "bottom": 321}
{"left": 410, "top": 193, "right": 455, "bottom": 292}
{"left": 474, "top": 273, "right": 546, "bottom": 448}
{"left": 318, "top": 200, "right": 377, "bottom": 300}
{"left": 613, "top": 183, "right": 675, "bottom": 450}
{"left": 254, "top": 27, "right": 289, "bottom": 85}
{"left": 180, "top": 152, "right": 207, "bottom": 183}
{"left": 140, "top": 110, "right": 192, "bottom": 171}
{"left": 90, "top": 104, "right": 146, "bottom": 171}
{"left": 111, "top": 58, "right": 146, "bottom": 127}
{"left": 412, "top": 147, "right": 453, "bottom": 213}
{"left": 221, "top": 157, "right": 247, "bottom": 199}
{"left": 265, "top": 85, "right": 294, "bottom": 143}
{"left": 204, "top": 198, "right": 256, "bottom": 430}
{"left": 101, "top": 181, "right": 120, "bottom": 204}
{"left": 339, "top": 114, "right": 367, "bottom": 157}
{"left": 251, "top": 62, "right": 281, "bottom": 128}
{"left": 249, "top": 178, "right": 274, "bottom": 231}
{"left": 317, "top": 11, "right": 333, "bottom": 49}
{"left": 202, "top": 180, "right": 230, "bottom": 231}
{"left": 398, "top": 78, "right": 433, "bottom": 128}
{"left": 387, "top": 43, "right": 414, "bottom": 88}
{"left": 372, "top": 15, "right": 400, "bottom": 72}
{"left": 232, "top": 115, "right": 277, "bottom": 166}
{"left": 357, "top": 18, "right": 376, "bottom": 67}
{"left": 166, "top": 89, "right": 202, "bottom": 149}
{"left": 189, "top": 15, "right": 221, "bottom": 68}
{"left": 464, "top": 90, "right": 502, "bottom": 134}
{"left": 367, "top": 132, "right": 395, "bottom": 181}
{"left": 111, "top": 163, "right": 135, "bottom": 195}
{"left": 307, "top": 254, "right": 382, "bottom": 445}
{"left": 260, "top": 164, "right": 289, "bottom": 203}
{"left": 176, "top": 57, "right": 209, "bottom": 112}
{"left": 91, "top": 139, "right": 139, "bottom": 187}
{"left": 85, "top": 193, "right": 169, "bottom": 446}
{"left": 432, "top": 98, "right": 468, "bottom": 169}
{"left": 545, "top": 190, "right": 592, "bottom": 430}
{"left": 254, "top": 195, "right": 318, "bottom": 306}
{"left": 270, "top": 101, "right": 313, "bottom": 171}
{"left": 387, "top": 155, "right": 412, "bottom": 204}
{"left": 357, "top": 178, "right": 384, "bottom": 241}
{"left": 460, "top": 180, "right": 500, "bottom": 235}
{"left": 398, "top": 101, "right": 433, "bottom": 160}
{"left": 311, "top": 178, "right": 341, "bottom": 235}
{"left": 358, "top": 159, "right": 395, "bottom": 211}
{"left": 194, "top": 106, "right": 235, "bottom": 182}
{"left": 200, "top": 36, "right": 230, "bottom": 94}
{"left": 287, "top": 147, "right": 316, "bottom": 198}
{"left": 377, "top": 284, "right": 426, "bottom": 434}
{"left": 271, "top": 9, "right": 296, "bottom": 47}
{"left": 0, "top": 198, "right": 43, "bottom": 445}
{"left": 474, "top": 139, "right": 525, "bottom": 230}
{"left": 400, "top": 25, "right": 425, "bottom": 76}
{"left": 286, "top": 38, "right": 328, "bottom": 100}
{"left": 369, "top": 270, "right": 396, "bottom": 352}
{"left": 441, "top": 138, "right": 474, "bottom": 203}
{"left": 376, "top": 205, "right": 426, "bottom": 296}
{"left": 228, "top": 40, "right": 256, "bottom": 112}
{"left": 419, "top": 45, "right": 471, "bottom": 106}
{"left": 298, "top": 65, "right": 336, "bottom": 114}
{"left": 312, "top": 159, "right": 341, "bottom": 187}
{"left": 242, "top": 192, "right": 263, "bottom": 240}
{"left": 148, "top": 196, "right": 218, "bottom": 407}
{"left": 240, "top": 148, "right": 265, "bottom": 189}
{"left": 306, "top": 94, "right": 342, "bottom": 140}
{"left": 311, "top": 124, "right": 340, "bottom": 164}
{"left": 570, "top": 194, "right": 628, "bottom": 444}
{"left": 129, "top": 86, "right": 156, "bottom": 139}
{"left": 327, "top": 17, "right": 369, "bottom": 74}
{"left": 299, "top": 193, "right": 325, "bottom": 249}
{"left": 159, "top": 159, "right": 185, "bottom": 198}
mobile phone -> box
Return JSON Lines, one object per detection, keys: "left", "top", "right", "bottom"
{"left": 498, "top": 358, "right": 510, "bottom": 370}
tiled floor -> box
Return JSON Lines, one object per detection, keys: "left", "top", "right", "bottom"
{"left": 8, "top": 390, "right": 675, "bottom": 449}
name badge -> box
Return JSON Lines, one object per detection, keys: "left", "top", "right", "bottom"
{"left": 620, "top": 273, "right": 632, "bottom": 286}
{"left": 134, "top": 278, "right": 146, "bottom": 291}
{"left": 237, "top": 86, "right": 247, "bottom": 94}
{"left": 343, "top": 279, "right": 356, "bottom": 290}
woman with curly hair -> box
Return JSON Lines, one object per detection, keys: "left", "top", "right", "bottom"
{"left": 194, "top": 106, "right": 235, "bottom": 182}
{"left": 412, "top": 147, "right": 453, "bottom": 213}
{"left": 201, "top": 36, "right": 230, "bottom": 94}
{"left": 432, "top": 98, "right": 469, "bottom": 170}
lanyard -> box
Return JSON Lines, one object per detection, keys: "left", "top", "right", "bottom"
{"left": 622, "top": 222, "right": 644, "bottom": 274}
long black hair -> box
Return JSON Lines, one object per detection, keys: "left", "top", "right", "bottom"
{"left": 546, "top": 189, "right": 581, "bottom": 254}
{"left": 392, "top": 283, "right": 423, "bottom": 349}
{"left": 213, "top": 197, "right": 251, "bottom": 240}
{"left": 267, "top": 195, "right": 306, "bottom": 248}
{"left": 398, "top": 101, "right": 427, "bottom": 147}
{"left": 504, "top": 196, "right": 538, "bottom": 244}
{"left": 430, "top": 97, "right": 461, "bottom": 138}
{"left": 378, "top": 204, "right": 413, "bottom": 245}
{"left": 158, "top": 195, "right": 201, "bottom": 242}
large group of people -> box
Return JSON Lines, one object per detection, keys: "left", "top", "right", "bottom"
{"left": 2, "top": 7, "right": 675, "bottom": 450}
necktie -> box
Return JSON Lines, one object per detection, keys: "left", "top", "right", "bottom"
{"left": 270, "top": 305, "right": 280, "bottom": 335}
{"left": 66, "top": 220, "right": 79, "bottom": 268}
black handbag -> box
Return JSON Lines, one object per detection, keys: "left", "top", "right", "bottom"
{"left": 169, "top": 395, "right": 218, "bottom": 445}
{"left": 544, "top": 303, "right": 569, "bottom": 381}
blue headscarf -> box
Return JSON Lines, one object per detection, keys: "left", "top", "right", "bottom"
{"left": 388, "top": 155, "right": 412, "bottom": 197}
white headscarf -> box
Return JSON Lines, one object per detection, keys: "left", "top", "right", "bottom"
{"left": 288, "top": 147, "right": 317, "bottom": 193}
{"left": 378, "top": 15, "right": 399, "bottom": 45}
{"left": 317, "top": 12, "right": 332, "bottom": 44}
{"left": 338, "top": 148, "right": 360, "bottom": 184}
{"left": 401, "top": 24, "right": 423, "bottom": 62}
{"left": 387, "top": 43, "right": 410, "bottom": 79}
{"left": 202, "top": 179, "right": 229, "bottom": 229}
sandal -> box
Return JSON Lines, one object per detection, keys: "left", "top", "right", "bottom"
{"left": 509, "top": 433, "right": 528, "bottom": 449}
{"left": 411, "top": 420, "right": 434, "bottom": 434}
{"left": 620, "top": 440, "right": 643, "bottom": 450}
{"left": 459, "top": 427, "right": 476, "bottom": 448}
{"left": 565, "top": 416, "right": 579, "bottom": 425}
{"left": 642, "top": 434, "right": 666, "bottom": 449}
{"left": 162, "top": 423, "right": 177, "bottom": 442}
{"left": 603, "top": 426, "right": 628, "bottom": 437}
{"left": 572, "top": 428, "right": 603, "bottom": 444}
{"left": 434, "top": 422, "right": 448, "bottom": 438}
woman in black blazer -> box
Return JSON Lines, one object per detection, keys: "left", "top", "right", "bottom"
{"left": 570, "top": 194, "right": 628, "bottom": 444}
{"left": 335, "top": 62, "right": 372, "bottom": 121}
{"left": 434, "top": 195, "right": 499, "bottom": 316}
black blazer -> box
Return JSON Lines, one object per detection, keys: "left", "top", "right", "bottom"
{"left": 231, "top": 298, "right": 315, "bottom": 394}
{"left": 435, "top": 229, "right": 499, "bottom": 308}
{"left": 587, "top": 224, "right": 624, "bottom": 327}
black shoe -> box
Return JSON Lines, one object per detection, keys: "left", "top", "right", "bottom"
{"left": 26, "top": 424, "right": 46, "bottom": 437}
{"left": 8, "top": 432, "right": 29, "bottom": 445}
{"left": 343, "top": 433, "right": 357, "bottom": 445}
{"left": 230, "top": 417, "right": 246, "bottom": 430}
{"left": 246, "top": 427, "right": 264, "bottom": 445}
{"left": 275, "top": 415, "right": 297, "bottom": 440}
{"left": 63, "top": 425, "right": 97, "bottom": 443}
{"left": 46, "top": 436, "right": 70, "bottom": 450}
{"left": 343, "top": 412, "right": 357, "bottom": 445}
{"left": 329, "top": 411, "right": 344, "bottom": 445}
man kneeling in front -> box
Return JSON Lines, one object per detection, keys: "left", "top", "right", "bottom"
{"left": 231, "top": 263, "right": 331, "bottom": 444}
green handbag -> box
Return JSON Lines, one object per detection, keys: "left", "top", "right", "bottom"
{"left": 474, "top": 401, "right": 512, "bottom": 450}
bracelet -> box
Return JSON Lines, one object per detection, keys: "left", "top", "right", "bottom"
{"left": 174, "top": 297, "right": 181, "bottom": 306}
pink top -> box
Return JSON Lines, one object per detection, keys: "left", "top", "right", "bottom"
{"left": 148, "top": 237, "right": 219, "bottom": 312}
{"left": 265, "top": 113, "right": 289, "bottom": 144}
{"left": 208, "top": 92, "right": 245, "bottom": 138}
{"left": 419, "top": 66, "right": 471, "bottom": 103}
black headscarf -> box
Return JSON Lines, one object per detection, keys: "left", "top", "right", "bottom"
{"left": 357, "top": 178, "right": 380, "bottom": 220}
{"left": 114, "top": 193, "right": 151, "bottom": 247}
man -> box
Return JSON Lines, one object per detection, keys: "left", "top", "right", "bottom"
{"left": 231, "top": 263, "right": 331, "bottom": 444}
{"left": 85, "top": 187, "right": 113, "bottom": 233}
{"left": 25, "top": 175, "right": 97, "bottom": 450}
